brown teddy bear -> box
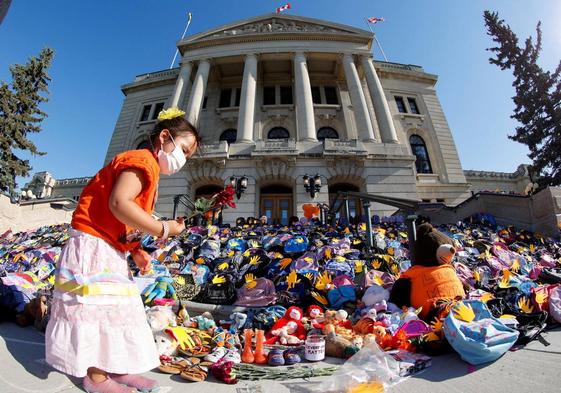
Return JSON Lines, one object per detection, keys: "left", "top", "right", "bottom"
{"left": 16, "top": 295, "right": 49, "bottom": 332}
{"left": 389, "top": 223, "right": 465, "bottom": 320}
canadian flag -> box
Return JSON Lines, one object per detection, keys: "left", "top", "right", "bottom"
{"left": 367, "top": 17, "right": 385, "bottom": 24}
{"left": 276, "top": 3, "right": 291, "bottom": 13}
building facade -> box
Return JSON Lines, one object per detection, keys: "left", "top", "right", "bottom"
{"left": 99, "top": 14, "right": 477, "bottom": 224}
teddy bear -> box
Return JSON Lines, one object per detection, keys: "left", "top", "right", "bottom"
{"left": 16, "top": 295, "right": 49, "bottom": 332}
{"left": 389, "top": 223, "right": 465, "bottom": 320}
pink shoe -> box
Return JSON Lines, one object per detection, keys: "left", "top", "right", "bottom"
{"left": 109, "top": 374, "right": 160, "bottom": 393}
{"left": 83, "top": 375, "right": 136, "bottom": 393}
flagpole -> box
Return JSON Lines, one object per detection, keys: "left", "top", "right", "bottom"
{"left": 364, "top": 18, "right": 388, "bottom": 62}
{"left": 170, "top": 13, "right": 193, "bottom": 69}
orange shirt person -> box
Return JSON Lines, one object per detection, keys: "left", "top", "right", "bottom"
{"left": 45, "top": 107, "right": 199, "bottom": 393}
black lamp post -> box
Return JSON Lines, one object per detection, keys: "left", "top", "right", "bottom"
{"left": 230, "top": 175, "right": 248, "bottom": 199}
{"left": 303, "top": 174, "right": 322, "bottom": 198}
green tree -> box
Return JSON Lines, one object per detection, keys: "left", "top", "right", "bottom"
{"left": 484, "top": 11, "right": 561, "bottom": 188}
{"left": 0, "top": 48, "right": 54, "bottom": 198}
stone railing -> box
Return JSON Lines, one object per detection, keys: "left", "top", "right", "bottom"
{"left": 55, "top": 177, "right": 91, "bottom": 186}
{"left": 134, "top": 68, "right": 179, "bottom": 83}
{"left": 323, "top": 139, "right": 367, "bottom": 155}
{"left": 374, "top": 61, "right": 424, "bottom": 73}
{"left": 197, "top": 140, "right": 229, "bottom": 158}
{"left": 253, "top": 138, "right": 298, "bottom": 155}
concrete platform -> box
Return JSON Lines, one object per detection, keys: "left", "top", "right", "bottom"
{"left": 1, "top": 322, "right": 560, "bottom": 393}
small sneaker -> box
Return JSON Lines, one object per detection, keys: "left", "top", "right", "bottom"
{"left": 204, "top": 346, "right": 228, "bottom": 363}
{"left": 283, "top": 349, "right": 301, "bottom": 365}
{"left": 267, "top": 348, "right": 285, "bottom": 366}
{"left": 83, "top": 375, "right": 135, "bottom": 393}
{"left": 222, "top": 349, "right": 241, "bottom": 364}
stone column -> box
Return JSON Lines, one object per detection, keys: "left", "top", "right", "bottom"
{"left": 237, "top": 54, "right": 258, "bottom": 143}
{"left": 186, "top": 59, "right": 210, "bottom": 127}
{"left": 293, "top": 52, "right": 317, "bottom": 141}
{"left": 169, "top": 61, "right": 192, "bottom": 109}
{"left": 342, "top": 54, "right": 375, "bottom": 142}
{"left": 361, "top": 56, "right": 398, "bottom": 143}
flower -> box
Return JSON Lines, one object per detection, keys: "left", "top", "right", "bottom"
{"left": 157, "top": 107, "right": 185, "bottom": 121}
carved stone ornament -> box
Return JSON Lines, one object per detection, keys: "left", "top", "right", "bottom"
{"left": 210, "top": 19, "right": 345, "bottom": 38}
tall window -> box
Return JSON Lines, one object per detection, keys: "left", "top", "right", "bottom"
{"left": 139, "top": 105, "right": 151, "bottom": 122}
{"left": 280, "top": 86, "right": 293, "bottom": 105}
{"left": 263, "top": 87, "right": 276, "bottom": 105}
{"left": 409, "top": 134, "right": 433, "bottom": 174}
{"left": 407, "top": 97, "right": 420, "bottom": 114}
{"left": 317, "top": 127, "right": 339, "bottom": 141}
{"left": 219, "top": 129, "right": 237, "bottom": 145}
{"left": 324, "top": 86, "right": 339, "bottom": 105}
{"left": 311, "top": 86, "right": 339, "bottom": 105}
{"left": 219, "top": 88, "right": 232, "bottom": 108}
{"left": 152, "top": 102, "right": 165, "bottom": 120}
{"left": 268, "top": 127, "right": 290, "bottom": 139}
{"left": 395, "top": 96, "right": 407, "bottom": 113}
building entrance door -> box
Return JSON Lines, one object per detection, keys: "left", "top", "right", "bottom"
{"left": 260, "top": 185, "right": 293, "bottom": 225}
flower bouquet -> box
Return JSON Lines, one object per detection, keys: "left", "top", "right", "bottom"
{"left": 190, "top": 185, "right": 237, "bottom": 225}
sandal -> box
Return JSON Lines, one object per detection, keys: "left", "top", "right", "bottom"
{"left": 158, "top": 357, "right": 189, "bottom": 374}
{"left": 180, "top": 364, "right": 209, "bottom": 382}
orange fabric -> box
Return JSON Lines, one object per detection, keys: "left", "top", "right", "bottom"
{"left": 400, "top": 264, "right": 465, "bottom": 319}
{"left": 71, "top": 149, "right": 160, "bottom": 252}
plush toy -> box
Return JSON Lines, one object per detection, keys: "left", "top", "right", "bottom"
{"left": 270, "top": 321, "right": 304, "bottom": 345}
{"left": 146, "top": 305, "right": 177, "bottom": 332}
{"left": 153, "top": 330, "right": 178, "bottom": 356}
{"left": 15, "top": 295, "right": 48, "bottom": 332}
{"left": 335, "top": 310, "right": 353, "bottom": 330}
{"left": 389, "top": 223, "right": 465, "bottom": 320}
{"left": 362, "top": 285, "right": 389, "bottom": 313}
{"left": 185, "top": 311, "right": 217, "bottom": 332}
{"left": 323, "top": 324, "right": 360, "bottom": 359}
{"left": 266, "top": 306, "right": 306, "bottom": 343}
{"left": 304, "top": 305, "right": 325, "bottom": 330}
{"left": 142, "top": 277, "right": 178, "bottom": 305}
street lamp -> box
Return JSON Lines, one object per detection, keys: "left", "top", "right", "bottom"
{"left": 230, "top": 175, "right": 248, "bottom": 199}
{"left": 303, "top": 174, "right": 322, "bottom": 198}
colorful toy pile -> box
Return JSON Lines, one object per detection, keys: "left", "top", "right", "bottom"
{"left": 1, "top": 217, "right": 560, "bottom": 387}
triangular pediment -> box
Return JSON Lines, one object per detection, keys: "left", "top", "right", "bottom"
{"left": 184, "top": 13, "right": 372, "bottom": 44}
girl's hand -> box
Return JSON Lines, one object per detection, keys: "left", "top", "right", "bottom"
{"left": 167, "top": 217, "right": 186, "bottom": 237}
{"left": 132, "top": 248, "right": 152, "bottom": 274}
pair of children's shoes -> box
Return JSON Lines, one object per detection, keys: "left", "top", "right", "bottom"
{"left": 267, "top": 348, "right": 301, "bottom": 366}
{"left": 83, "top": 374, "right": 159, "bottom": 393}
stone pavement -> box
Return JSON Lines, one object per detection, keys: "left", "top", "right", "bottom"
{"left": 1, "top": 322, "right": 560, "bottom": 393}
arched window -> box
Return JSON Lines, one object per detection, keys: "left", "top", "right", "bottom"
{"left": 317, "top": 127, "right": 339, "bottom": 141}
{"left": 267, "top": 127, "right": 290, "bottom": 139}
{"left": 219, "top": 129, "right": 237, "bottom": 145}
{"left": 409, "top": 135, "right": 433, "bottom": 174}
{"left": 195, "top": 184, "right": 224, "bottom": 200}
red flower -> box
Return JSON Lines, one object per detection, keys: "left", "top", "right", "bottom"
{"left": 211, "top": 185, "right": 236, "bottom": 209}
{"left": 211, "top": 359, "right": 238, "bottom": 384}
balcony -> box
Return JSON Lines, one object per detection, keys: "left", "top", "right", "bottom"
{"left": 323, "top": 139, "right": 367, "bottom": 156}
{"left": 197, "top": 140, "right": 229, "bottom": 158}
{"left": 252, "top": 138, "right": 298, "bottom": 156}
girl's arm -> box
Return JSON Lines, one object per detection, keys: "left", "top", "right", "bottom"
{"left": 108, "top": 168, "right": 184, "bottom": 237}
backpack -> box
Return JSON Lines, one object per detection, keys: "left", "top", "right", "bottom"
{"left": 198, "top": 276, "right": 236, "bottom": 305}
{"left": 443, "top": 300, "right": 519, "bottom": 365}
{"left": 549, "top": 286, "right": 561, "bottom": 323}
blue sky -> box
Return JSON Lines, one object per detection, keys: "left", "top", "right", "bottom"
{"left": 1, "top": 0, "right": 560, "bottom": 189}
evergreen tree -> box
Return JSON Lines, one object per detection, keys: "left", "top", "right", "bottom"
{"left": 0, "top": 48, "right": 54, "bottom": 198}
{"left": 484, "top": 11, "right": 561, "bottom": 188}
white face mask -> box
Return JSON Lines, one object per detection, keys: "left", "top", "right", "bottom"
{"left": 157, "top": 134, "right": 186, "bottom": 175}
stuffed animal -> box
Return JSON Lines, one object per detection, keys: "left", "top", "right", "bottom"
{"left": 185, "top": 311, "right": 217, "bottom": 332}
{"left": 153, "top": 330, "right": 178, "bottom": 356}
{"left": 389, "top": 223, "right": 465, "bottom": 320}
{"left": 15, "top": 295, "right": 48, "bottom": 332}
{"left": 362, "top": 285, "right": 389, "bottom": 313}
{"left": 146, "top": 305, "right": 177, "bottom": 332}
{"left": 266, "top": 306, "right": 306, "bottom": 343}
{"left": 270, "top": 321, "right": 304, "bottom": 345}
{"left": 304, "top": 305, "right": 325, "bottom": 330}
{"left": 334, "top": 310, "right": 353, "bottom": 330}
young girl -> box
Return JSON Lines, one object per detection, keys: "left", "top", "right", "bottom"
{"left": 45, "top": 108, "right": 200, "bottom": 393}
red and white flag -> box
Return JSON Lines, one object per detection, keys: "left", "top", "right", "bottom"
{"left": 276, "top": 3, "right": 291, "bottom": 13}
{"left": 367, "top": 17, "right": 385, "bottom": 24}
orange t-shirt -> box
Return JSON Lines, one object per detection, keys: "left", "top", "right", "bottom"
{"left": 400, "top": 264, "right": 465, "bottom": 319}
{"left": 71, "top": 149, "right": 160, "bottom": 252}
